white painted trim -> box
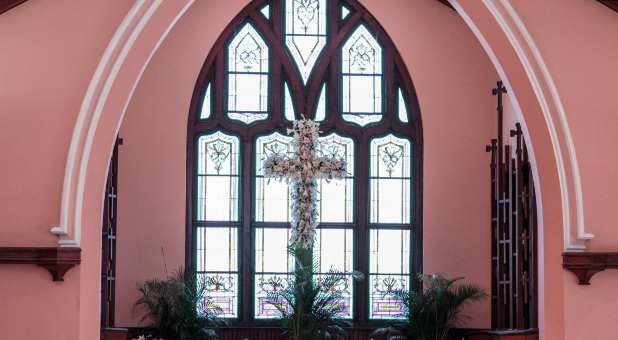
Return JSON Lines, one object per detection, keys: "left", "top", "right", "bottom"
{"left": 52, "top": 0, "right": 148, "bottom": 239}
{"left": 500, "top": 0, "right": 592, "bottom": 244}
{"left": 56, "top": 0, "right": 195, "bottom": 247}
{"left": 71, "top": 0, "right": 161, "bottom": 246}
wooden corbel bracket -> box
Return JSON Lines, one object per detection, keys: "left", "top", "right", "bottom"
{"left": 0, "top": 247, "right": 81, "bottom": 281}
{"left": 563, "top": 252, "right": 618, "bottom": 285}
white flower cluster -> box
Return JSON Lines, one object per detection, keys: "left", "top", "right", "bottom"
{"left": 263, "top": 118, "right": 347, "bottom": 248}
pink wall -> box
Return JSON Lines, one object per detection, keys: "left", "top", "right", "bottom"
{"left": 0, "top": 1, "right": 132, "bottom": 339}
{"left": 115, "top": 0, "right": 496, "bottom": 328}
{"left": 509, "top": 0, "right": 618, "bottom": 338}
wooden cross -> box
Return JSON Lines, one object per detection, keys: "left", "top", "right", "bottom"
{"left": 263, "top": 119, "right": 347, "bottom": 248}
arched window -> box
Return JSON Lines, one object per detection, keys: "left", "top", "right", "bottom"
{"left": 187, "top": 0, "right": 422, "bottom": 323}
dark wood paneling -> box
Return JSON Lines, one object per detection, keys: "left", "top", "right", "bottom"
{"left": 563, "top": 252, "right": 618, "bottom": 285}
{"left": 0, "top": 0, "right": 28, "bottom": 15}
{"left": 0, "top": 247, "right": 81, "bottom": 281}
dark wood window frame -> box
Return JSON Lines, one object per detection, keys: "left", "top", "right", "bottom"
{"left": 186, "top": 0, "right": 423, "bottom": 326}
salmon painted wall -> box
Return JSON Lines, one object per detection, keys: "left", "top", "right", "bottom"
{"left": 0, "top": 1, "right": 132, "bottom": 339}
{"left": 115, "top": 0, "right": 496, "bottom": 328}
{"left": 508, "top": 0, "right": 618, "bottom": 339}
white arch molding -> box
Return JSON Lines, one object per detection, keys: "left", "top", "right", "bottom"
{"left": 52, "top": 2, "right": 585, "bottom": 337}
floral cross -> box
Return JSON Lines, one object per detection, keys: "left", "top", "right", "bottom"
{"left": 263, "top": 118, "right": 347, "bottom": 247}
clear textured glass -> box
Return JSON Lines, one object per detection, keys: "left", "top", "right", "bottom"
{"left": 317, "top": 133, "right": 354, "bottom": 223}
{"left": 314, "top": 228, "right": 353, "bottom": 273}
{"left": 260, "top": 4, "right": 270, "bottom": 19}
{"left": 196, "top": 227, "right": 238, "bottom": 272}
{"left": 196, "top": 132, "right": 240, "bottom": 221}
{"left": 341, "top": 5, "right": 350, "bottom": 20}
{"left": 341, "top": 24, "right": 383, "bottom": 126}
{"left": 369, "top": 229, "right": 410, "bottom": 319}
{"left": 227, "top": 23, "right": 269, "bottom": 123}
{"left": 398, "top": 88, "right": 409, "bottom": 123}
{"left": 315, "top": 83, "right": 326, "bottom": 121}
{"left": 285, "top": 0, "right": 327, "bottom": 83}
{"left": 200, "top": 83, "right": 212, "bottom": 119}
{"left": 255, "top": 132, "right": 294, "bottom": 222}
{"left": 284, "top": 82, "right": 295, "bottom": 121}
{"left": 369, "top": 134, "right": 411, "bottom": 224}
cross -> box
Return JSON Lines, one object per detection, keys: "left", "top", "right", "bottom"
{"left": 263, "top": 118, "right": 347, "bottom": 248}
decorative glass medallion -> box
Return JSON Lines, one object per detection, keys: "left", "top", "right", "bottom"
{"left": 227, "top": 23, "right": 269, "bottom": 124}
{"left": 285, "top": 0, "right": 327, "bottom": 83}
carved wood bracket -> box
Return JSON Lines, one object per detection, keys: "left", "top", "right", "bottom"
{"left": 0, "top": 247, "right": 81, "bottom": 281}
{"left": 563, "top": 252, "right": 618, "bottom": 285}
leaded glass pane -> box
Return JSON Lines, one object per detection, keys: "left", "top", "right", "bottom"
{"left": 227, "top": 23, "right": 269, "bottom": 123}
{"left": 341, "top": 24, "right": 383, "bottom": 126}
{"left": 285, "top": 0, "right": 327, "bottom": 83}
{"left": 255, "top": 132, "right": 294, "bottom": 222}
{"left": 200, "top": 83, "right": 212, "bottom": 119}
{"left": 341, "top": 5, "right": 350, "bottom": 20}
{"left": 255, "top": 228, "right": 294, "bottom": 319}
{"left": 369, "top": 229, "right": 410, "bottom": 319}
{"left": 284, "top": 82, "right": 295, "bottom": 121}
{"left": 199, "top": 273, "right": 238, "bottom": 318}
{"left": 196, "top": 132, "right": 240, "bottom": 221}
{"left": 196, "top": 227, "right": 238, "bottom": 272}
{"left": 315, "top": 83, "right": 326, "bottom": 122}
{"left": 317, "top": 133, "right": 354, "bottom": 223}
{"left": 398, "top": 88, "right": 409, "bottom": 123}
{"left": 369, "top": 134, "right": 411, "bottom": 224}
{"left": 260, "top": 4, "right": 270, "bottom": 19}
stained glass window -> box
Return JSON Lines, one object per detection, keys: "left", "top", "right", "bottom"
{"left": 285, "top": 0, "right": 327, "bottom": 83}
{"left": 341, "top": 24, "right": 383, "bottom": 126}
{"left": 255, "top": 228, "right": 294, "bottom": 318}
{"left": 227, "top": 23, "right": 269, "bottom": 124}
{"left": 369, "top": 229, "right": 410, "bottom": 319}
{"left": 317, "top": 133, "right": 354, "bottom": 223}
{"left": 190, "top": 2, "right": 420, "bottom": 323}
{"left": 284, "top": 82, "right": 295, "bottom": 121}
{"left": 398, "top": 88, "right": 409, "bottom": 123}
{"left": 315, "top": 83, "right": 326, "bottom": 122}
{"left": 200, "top": 83, "right": 212, "bottom": 119}
{"left": 195, "top": 132, "right": 240, "bottom": 318}
{"left": 260, "top": 4, "right": 270, "bottom": 19}
{"left": 370, "top": 134, "right": 411, "bottom": 224}
{"left": 341, "top": 5, "right": 350, "bottom": 20}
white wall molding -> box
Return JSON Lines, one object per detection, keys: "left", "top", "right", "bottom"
{"left": 480, "top": 0, "right": 591, "bottom": 250}
{"left": 53, "top": 0, "right": 197, "bottom": 246}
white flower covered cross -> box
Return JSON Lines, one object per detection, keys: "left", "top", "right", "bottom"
{"left": 263, "top": 118, "right": 347, "bottom": 248}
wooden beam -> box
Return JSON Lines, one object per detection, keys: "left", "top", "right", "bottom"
{"left": 0, "top": 247, "right": 81, "bottom": 281}
{"left": 563, "top": 252, "right": 618, "bottom": 285}
{"left": 0, "top": 0, "right": 28, "bottom": 15}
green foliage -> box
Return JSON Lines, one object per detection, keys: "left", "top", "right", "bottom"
{"left": 373, "top": 274, "right": 487, "bottom": 340}
{"left": 267, "top": 246, "right": 363, "bottom": 340}
{"left": 135, "top": 268, "right": 224, "bottom": 340}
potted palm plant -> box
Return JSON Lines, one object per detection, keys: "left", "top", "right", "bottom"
{"left": 373, "top": 273, "right": 487, "bottom": 340}
{"left": 267, "top": 246, "right": 363, "bottom": 340}
{"left": 134, "top": 268, "right": 223, "bottom": 340}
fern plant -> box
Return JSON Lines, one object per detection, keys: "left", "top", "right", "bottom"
{"left": 135, "top": 268, "right": 223, "bottom": 340}
{"left": 267, "top": 246, "right": 363, "bottom": 340}
{"left": 373, "top": 274, "right": 487, "bottom": 340}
